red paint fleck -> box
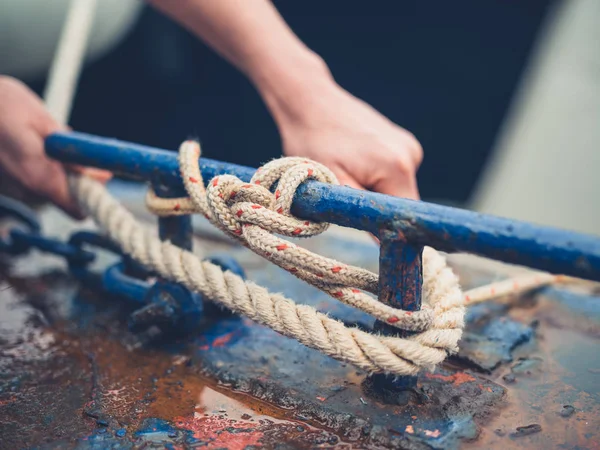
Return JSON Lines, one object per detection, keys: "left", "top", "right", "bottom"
{"left": 333, "top": 291, "right": 344, "bottom": 298}
{"left": 243, "top": 184, "right": 251, "bottom": 189}
{"left": 304, "top": 221, "right": 310, "bottom": 226}
{"left": 276, "top": 244, "right": 288, "bottom": 251}
{"left": 251, "top": 205, "right": 262, "bottom": 209}
{"left": 331, "top": 266, "right": 342, "bottom": 273}
{"left": 212, "top": 178, "right": 219, "bottom": 186}
{"left": 230, "top": 191, "right": 237, "bottom": 199}
{"left": 189, "top": 176, "right": 199, "bottom": 183}
{"left": 307, "top": 169, "right": 314, "bottom": 176}
{"left": 465, "top": 295, "right": 471, "bottom": 302}
{"left": 236, "top": 210, "right": 243, "bottom": 217}
{"left": 289, "top": 268, "right": 298, "bottom": 273}
{"left": 316, "top": 396, "right": 326, "bottom": 402}
{"left": 234, "top": 229, "right": 242, "bottom": 236}
{"left": 275, "top": 190, "right": 281, "bottom": 199}
{"left": 316, "top": 273, "right": 323, "bottom": 278}
{"left": 292, "top": 228, "right": 302, "bottom": 235}
{"left": 277, "top": 207, "right": 284, "bottom": 214}
{"left": 425, "top": 372, "right": 476, "bottom": 386}
{"left": 212, "top": 332, "right": 235, "bottom": 347}
{"left": 254, "top": 180, "right": 261, "bottom": 185}
{"left": 406, "top": 311, "right": 412, "bottom": 316}
{"left": 0, "top": 397, "right": 15, "bottom": 407}
{"left": 173, "top": 204, "right": 181, "bottom": 211}
{"left": 351, "top": 289, "right": 360, "bottom": 294}
{"left": 264, "top": 252, "right": 271, "bottom": 257}
{"left": 387, "top": 316, "right": 399, "bottom": 324}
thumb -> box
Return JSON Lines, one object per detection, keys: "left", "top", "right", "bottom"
{"left": 334, "top": 167, "right": 365, "bottom": 191}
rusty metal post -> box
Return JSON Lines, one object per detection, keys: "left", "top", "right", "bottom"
{"left": 366, "top": 229, "right": 423, "bottom": 399}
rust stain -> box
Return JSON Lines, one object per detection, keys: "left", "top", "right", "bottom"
{"left": 425, "top": 372, "right": 476, "bottom": 386}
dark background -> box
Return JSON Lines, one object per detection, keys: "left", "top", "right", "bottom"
{"left": 29, "top": 0, "right": 556, "bottom": 205}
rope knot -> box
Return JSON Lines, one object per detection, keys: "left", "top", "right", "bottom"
{"left": 206, "top": 157, "right": 338, "bottom": 240}
{"left": 146, "top": 140, "right": 440, "bottom": 335}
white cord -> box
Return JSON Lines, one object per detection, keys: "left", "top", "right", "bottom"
{"left": 43, "top": 0, "right": 98, "bottom": 124}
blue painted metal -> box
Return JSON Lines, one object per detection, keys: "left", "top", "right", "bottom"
{"left": 101, "top": 256, "right": 245, "bottom": 332}
{"left": 129, "top": 280, "right": 204, "bottom": 334}
{"left": 8, "top": 229, "right": 96, "bottom": 264}
{"left": 45, "top": 131, "right": 600, "bottom": 283}
{"left": 0, "top": 194, "right": 42, "bottom": 255}
{"left": 0, "top": 194, "right": 41, "bottom": 233}
{"left": 103, "top": 262, "right": 150, "bottom": 303}
{"left": 67, "top": 231, "right": 123, "bottom": 285}
{"left": 371, "top": 230, "right": 423, "bottom": 392}
{"left": 377, "top": 230, "right": 422, "bottom": 311}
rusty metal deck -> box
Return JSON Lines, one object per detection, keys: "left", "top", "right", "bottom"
{"left": 1, "top": 186, "right": 599, "bottom": 449}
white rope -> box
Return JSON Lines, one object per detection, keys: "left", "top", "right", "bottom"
{"left": 69, "top": 168, "right": 465, "bottom": 375}
{"left": 44, "top": 0, "right": 97, "bottom": 124}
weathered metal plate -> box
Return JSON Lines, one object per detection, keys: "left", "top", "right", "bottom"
{"left": 1, "top": 193, "right": 599, "bottom": 449}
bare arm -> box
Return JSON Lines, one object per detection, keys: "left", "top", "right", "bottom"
{"left": 146, "top": 0, "right": 330, "bottom": 117}
{"left": 146, "top": 0, "right": 423, "bottom": 198}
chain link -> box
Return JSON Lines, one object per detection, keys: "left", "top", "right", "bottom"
{"left": 0, "top": 194, "right": 246, "bottom": 334}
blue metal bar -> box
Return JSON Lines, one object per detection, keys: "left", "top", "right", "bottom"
{"left": 46, "top": 131, "right": 600, "bottom": 282}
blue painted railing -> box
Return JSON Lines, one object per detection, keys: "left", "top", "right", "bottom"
{"left": 46, "top": 131, "right": 600, "bottom": 282}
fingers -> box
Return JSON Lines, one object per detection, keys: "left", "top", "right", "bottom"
{"left": 5, "top": 133, "right": 84, "bottom": 219}
{"left": 67, "top": 164, "right": 113, "bottom": 183}
{"left": 372, "top": 173, "right": 420, "bottom": 200}
{"left": 334, "top": 167, "right": 364, "bottom": 191}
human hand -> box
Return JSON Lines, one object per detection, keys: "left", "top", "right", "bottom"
{"left": 262, "top": 69, "right": 423, "bottom": 199}
{"left": 0, "top": 76, "right": 111, "bottom": 219}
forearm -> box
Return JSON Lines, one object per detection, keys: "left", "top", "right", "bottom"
{"left": 146, "top": 0, "right": 334, "bottom": 119}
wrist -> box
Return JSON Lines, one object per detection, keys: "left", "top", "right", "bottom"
{"left": 251, "top": 49, "right": 338, "bottom": 125}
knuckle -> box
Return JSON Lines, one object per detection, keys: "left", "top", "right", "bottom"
{"left": 387, "top": 152, "right": 414, "bottom": 176}
{"left": 403, "top": 131, "right": 424, "bottom": 165}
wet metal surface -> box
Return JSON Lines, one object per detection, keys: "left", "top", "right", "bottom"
{"left": 1, "top": 199, "right": 600, "bottom": 449}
